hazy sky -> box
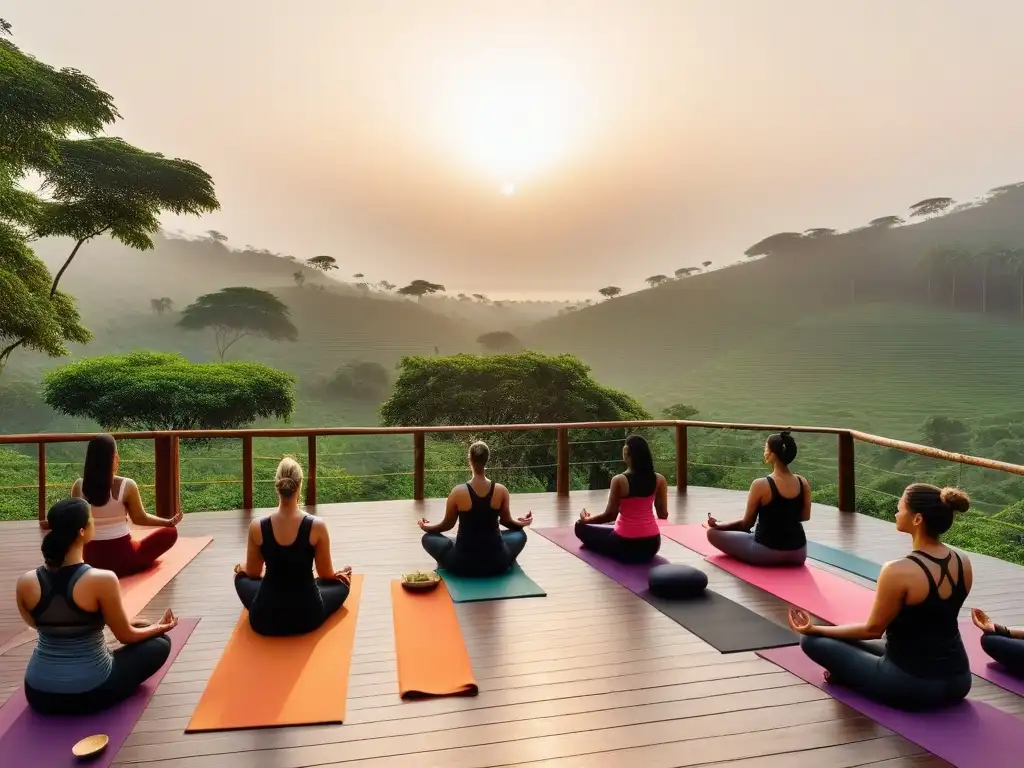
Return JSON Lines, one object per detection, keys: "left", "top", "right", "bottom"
{"left": 8, "top": 1, "right": 1024, "bottom": 296}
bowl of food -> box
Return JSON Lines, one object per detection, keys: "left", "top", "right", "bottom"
{"left": 72, "top": 734, "right": 109, "bottom": 760}
{"left": 401, "top": 570, "right": 441, "bottom": 592}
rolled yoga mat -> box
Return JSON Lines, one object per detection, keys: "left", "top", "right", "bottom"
{"left": 0, "top": 618, "right": 199, "bottom": 768}
{"left": 536, "top": 527, "right": 798, "bottom": 654}
{"left": 437, "top": 563, "right": 547, "bottom": 603}
{"left": 705, "top": 551, "right": 1024, "bottom": 696}
{"left": 0, "top": 536, "right": 213, "bottom": 656}
{"left": 391, "top": 580, "right": 478, "bottom": 699}
{"left": 758, "top": 645, "right": 1023, "bottom": 768}
{"left": 186, "top": 575, "right": 363, "bottom": 732}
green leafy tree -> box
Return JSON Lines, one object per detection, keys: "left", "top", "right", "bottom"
{"left": 598, "top": 286, "right": 621, "bottom": 299}
{"left": 177, "top": 287, "right": 298, "bottom": 361}
{"left": 380, "top": 352, "right": 651, "bottom": 489}
{"left": 999, "top": 247, "right": 1024, "bottom": 320}
{"left": 909, "top": 197, "right": 954, "bottom": 218}
{"left": 674, "top": 267, "right": 699, "bottom": 278}
{"left": 868, "top": 215, "right": 904, "bottom": 228}
{"left": 0, "top": 222, "right": 90, "bottom": 370}
{"left": 662, "top": 404, "right": 699, "bottom": 420}
{"left": 397, "top": 279, "right": 445, "bottom": 301}
{"left": 320, "top": 360, "right": 391, "bottom": 401}
{"left": 921, "top": 415, "right": 970, "bottom": 453}
{"left": 306, "top": 255, "right": 338, "bottom": 273}
{"left": 42, "top": 352, "right": 295, "bottom": 431}
{"left": 476, "top": 331, "right": 523, "bottom": 353}
{"left": 645, "top": 275, "right": 668, "bottom": 287}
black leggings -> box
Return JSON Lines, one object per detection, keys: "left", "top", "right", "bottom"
{"left": 981, "top": 633, "right": 1024, "bottom": 676}
{"left": 422, "top": 530, "right": 527, "bottom": 576}
{"left": 800, "top": 635, "right": 971, "bottom": 711}
{"left": 235, "top": 575, "right": 349, "bottom": 637}
{"left": 24, "top": 635, "right": 172, "bottom": 716}
{"left": 574, "top": 521, "right": 661, "bottom": 564}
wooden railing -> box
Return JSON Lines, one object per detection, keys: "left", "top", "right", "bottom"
{"left": 3, "top": 419, "right": 1024, "bottom": 526}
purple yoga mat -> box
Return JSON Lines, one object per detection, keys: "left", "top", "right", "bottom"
{"left": 758, "top": 645, "right": 1023, "bottom": 768}
{"left": 0, "top": 618, "right": 199, "bottom": 768}
{"left": 535, "top": 526, "right": 668, "bottom": 592}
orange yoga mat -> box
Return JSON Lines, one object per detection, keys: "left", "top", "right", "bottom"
{"left": 391, "top": 580, "right": 478, "bottom": 699}
{"left": 186, "top": 575, "right": 364, "bottom": 732}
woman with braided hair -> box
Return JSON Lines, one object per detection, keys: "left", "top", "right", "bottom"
{"left": 706, "top": 431, "right": 811, "bottom": 566}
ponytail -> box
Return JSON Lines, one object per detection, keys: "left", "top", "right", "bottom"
{"left": 42, "top": 498, "right": 91, "bottom": 570}
{"left": 767, "top": 430, "right": 798, "bottom": 466}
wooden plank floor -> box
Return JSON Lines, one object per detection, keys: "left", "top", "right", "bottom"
{"left": 1, "top": 487, "right": 1021, "bottom": 767}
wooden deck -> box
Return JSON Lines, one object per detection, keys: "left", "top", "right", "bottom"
{"left": 2, "top": 487, "right": 1023, "bottom": 767}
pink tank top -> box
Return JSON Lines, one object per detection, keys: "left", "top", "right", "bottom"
{"left": 613, "top": 495, "right": 660, "bottom": 538}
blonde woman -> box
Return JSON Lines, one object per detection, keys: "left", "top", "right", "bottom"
{"left": 233, "top": 457, "right": 352, "bottom": 636}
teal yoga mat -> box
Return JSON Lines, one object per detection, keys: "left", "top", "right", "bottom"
{"left": 438, "top": 564, "right": 546, "bottom": 603}
{"left": 806, "top": 541, "right": 882, "bottom": 581}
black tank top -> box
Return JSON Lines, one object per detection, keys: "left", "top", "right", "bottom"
{"left": 454, "top": 482, "right": 504, "bottom": 560}
{"left": 250, "top": 515, "right": 323, "bottom": 632}
{"left": 753, "top": 476, "right": 807, "bottom": 551}
{"left": 885, "top": 550, "right": 969, "bottom": 679}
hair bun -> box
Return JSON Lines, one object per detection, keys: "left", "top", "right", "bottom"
{"left": 276, "top": 478, "right": 297, "bottom": 492}
{"left": 940, "top": 487, "right": 970, "bottom": 514}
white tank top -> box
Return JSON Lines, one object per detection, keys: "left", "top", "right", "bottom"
{"left": 84, "top": 478, "right": 132, "bottom": 540}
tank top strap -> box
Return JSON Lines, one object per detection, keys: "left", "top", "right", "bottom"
{"left": 484, "top": 481, "right": 495, "bottom": 501}
{"left": 34, "top": 566, "right": 54, "bottom": 612}
{"left": 260, "top": 517, "right": 276, "bottom": 551}
{"left": 765, "top": 475, "right": 779, "bottom": 501}
{"left": 906, "top": 552, "right": 944, "bottom": 594}
{"left": 298, "top": 514, "right": 315, "bottom": 544}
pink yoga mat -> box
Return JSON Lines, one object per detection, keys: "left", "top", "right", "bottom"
{"left": 0, "top": 619, "right": 198, "bottom": 768}
{"left": 659, "top": 524, "right": 720, "bottom": 558}
{"left": 759, "top": 645, "right": 1022, "bottom": 767}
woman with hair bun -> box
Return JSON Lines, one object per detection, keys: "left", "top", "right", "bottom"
{"left": 15, "top": 498, "right": 177, "bottom": 715}
{"left": 233, "top": 457, "right": 352, "bottom": 636}
{"left": 788, "top": 484, "right": 974, "bottom": 711}
{"left": 706, "top": 431, "right": 811, "bottom": 566}
{"left": 73, "top": 434, "right": 181, "bottom": 577}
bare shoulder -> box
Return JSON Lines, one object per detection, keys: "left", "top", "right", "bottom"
{"left": 248, "top": 517, "right": 264, "bottom": 543}
{"left": 16, "top": 569, "right": 38, "bottom": 590}
{"left": 493, "top": 482, "right": 510, "bottom": 499}
{"left": 749, "top": 476, "right": 769, "bottom": 491}
{"left": 796, "top": 474, "right": 811, "bottom": 489}
{"left": 654, "top": 473, "right": 668, "bottom": 488}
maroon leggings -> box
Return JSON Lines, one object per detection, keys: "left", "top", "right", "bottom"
{"left": 84, "top": 528, "right": 179, "bottom": 577}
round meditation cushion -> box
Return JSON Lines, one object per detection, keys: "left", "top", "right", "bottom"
{"left": 648, "top": 563, "right": 708, "bottom": 599}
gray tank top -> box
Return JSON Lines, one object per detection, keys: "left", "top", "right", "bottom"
{"left": 24, "top": 564, "right": 113, "bottom": 694}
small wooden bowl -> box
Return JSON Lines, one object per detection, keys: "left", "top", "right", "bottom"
{"left": 72, "top": 734, "right": 109, "bottom": 760}
{"left": 400, "top": 573, "right": 441, "bottom": 592}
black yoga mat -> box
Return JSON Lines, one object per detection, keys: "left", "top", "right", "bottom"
{"left": 639, "top": 588, "right": 799, "bottom": 654}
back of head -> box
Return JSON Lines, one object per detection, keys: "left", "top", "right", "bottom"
{"left": 82, "top": 434, "right": 117, "bottom": 506}
{"left": 905, "top": 483, "right": 970, "bottom": 538}
{"left": 767, "top": 431, "right": 798, "bottom": 466}
{"left": 42, "top": 498, "right": 91, "bottom": 570}
{"left": 275, "top": 456, "right": 303, "bottom": 500}
{"left": 625, "top": 434, "right": 655, "bottom": 477}
{"left": 469, "top": 441, "right": 489, "bottom": 471}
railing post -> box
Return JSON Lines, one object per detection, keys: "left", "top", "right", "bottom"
{"left": 413, "top": 432, "right": 425, "bottom": 501}
{"left": 38, "top": 442, "right": 47, "bottom": 528}
{"left": 556, "top": 428, "right": 570, "bottom": 497}
{"left": 242, "top": 435, "right": 253, "bottom": 510}
{"left": 153, "top": 435, "right": 181, "bottom": 520}
{"left": 838, "top": 431, "right": 855, "bottom": 512}
{"left": 306, "top": 435, "right": 317, "bottom": 508}
{"left": 675, "top": 424, "right": 688, "bottom": 494}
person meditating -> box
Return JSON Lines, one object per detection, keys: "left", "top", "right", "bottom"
{"left": 706, "top": 431, "right": 810, "bottom": 566}
{"left": 788, "top": 484, "right": 973, "bottom": 711}
{"left": 72, "top": 434, "right": 181, "bottom": 577}
{"left": 574, "top": 435, "right": 668, "bottom": 564}
{"left": 233, "top": 457, "right": 352, "bottom": 637}
{"left": 15, "top": 498, "right": 178, "bottom": 716}
{"left": 419, "top": 441, "right": 532, "bottom": 576}
{"left": 971, "top": 608, "right": 1024, "bottom": 676}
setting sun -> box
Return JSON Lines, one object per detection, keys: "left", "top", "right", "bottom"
{"left": 502, "top": 182, "right": 516, "bottom": 196}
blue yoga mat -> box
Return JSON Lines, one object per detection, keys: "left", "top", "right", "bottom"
{"left": 806, "top": 541, "right": 882, "bottom": 581}
{"left": 437, "top": 564, "right": 546, "bottom": 603}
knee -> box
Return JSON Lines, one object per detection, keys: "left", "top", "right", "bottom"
{"left": 164, "top": 526, "right": 179, "bottom": 544}
{"left": 147, "top": 634, "right": 172, "bottom": 669}
{"left": 799, "top": 633, "right": 832, "bottom": 662}
{"left": 573, "top": 520, "right": 588, "bottom": 538}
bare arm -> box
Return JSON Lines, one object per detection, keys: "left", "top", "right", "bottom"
{"left": 800, "top": 563, "right": 905, "bottom": 640}
{"left": 654, "top": 475, "right": 669, "bottom": 520}
{"left": 15, "top": 573, "right": 37, "bottom": 628}
{"left": 95, "top": 572, "right": 175, "bottom": 644}
{"left": 497, "top": 485, "right": 532, "bottom": 529}
{"left": 712, "top": 479, "right": 763, "bottom": 531}
{"left": 239, "top": 520, "right": 264, "bottom": 578}
{"left": 800, "top": 476, "right": 812, "bottom": 522}
{"left": 124, "top": 480, "right": 181, "bottom": 528}
{"left": 71, "top": 479, "right": 82, "bottom": 499}
{"left": 312, "top": 519, "right": 337, "bottom": 579}
{"left": 420, "top": 491, "right": 460, "bottom": 534}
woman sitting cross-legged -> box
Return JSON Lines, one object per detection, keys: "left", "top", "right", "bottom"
{"left": 16, "top": 498, "right": 178, "bottom": 716}
{"left": 574, "top": 434, "right": 668, "bottom": 564}
{"left": 234, "top": 457, "right": 352, "bottom": 637}
{"left": 971, "top": 608, "right": 1024, "bottom": 677}
{"left": 73, "top": 434, "right": 182, "bottom": 577}
{"left": 419, "top": 441, "right": 532, "bottom": 577}
{"left": 788, "top": 484, "right": 973, "bottom": 712}
{"left": 706, "top": 431, "right": 810, "bottom": 566}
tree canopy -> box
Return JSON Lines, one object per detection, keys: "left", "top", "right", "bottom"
{"left": 317, "top": 360, "right": 391, "bottom": 401}
{"left": 177, "top": 287, "right": 298, "bottom": 360}
{"left": 306, "top": 255, "right": 338, "bottom": 272}
{"left": 645, "top": 275, "right": 668, "bottom": 287}
{"left": 476, "top": 331, "right": 523, "bottom": 353}
{"left": 398, "top": 279, "right": 445, "bottom": 300}
{"left": 43, "top": 352, "right": 295, "bottom": 431}
{"left": 662, "top": 403, "right": 699, "bottom": 420}
{"left": 380, "top": 352, "right": 651, "bottom": 488}
{"left": 598, "top": 286, "right": 621, "bottom": 299}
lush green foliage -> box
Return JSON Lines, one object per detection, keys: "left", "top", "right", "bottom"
{"left": 476, "top": 331, "right": 522, "bottom": 353}
{"left": 41, "top": 352, "right": 295, "bottom": 431}
{"left": 178, "top": 287, "right": 298, "bottom": 360}
{"left": 662, "top": 404, "right": 699, "bottom": 420}
{"left": 314, "top": 361, "right": 391, "bottom": 401}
